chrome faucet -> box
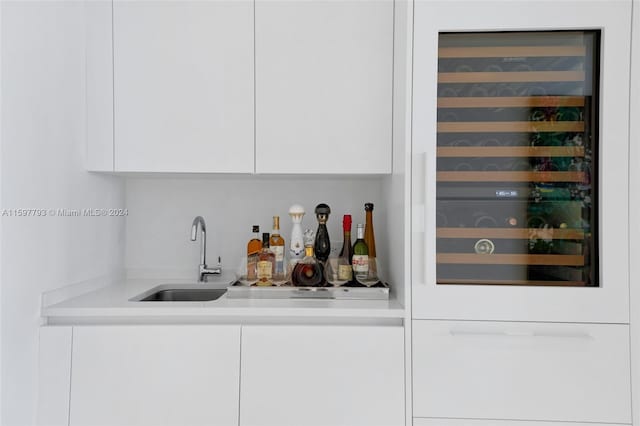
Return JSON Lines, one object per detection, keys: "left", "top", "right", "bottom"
{"left": 190, "top": 216, "right": 222, "bottom": 282}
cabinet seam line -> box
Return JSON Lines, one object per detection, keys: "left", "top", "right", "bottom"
{"left": 111, "top": 0, "right": 115, "bottom": 171}
{"left": 237, "top": 326, "right": 243, "bottom": 425}
{"left": 627, "top": 0, "right": 636, "bottom": 423}
{"left": 67, "top": 327, "right": 74, "bottom": 426}
{"left": 391, "top": 0, "right": 396, "bottom": 174}
{"left": 409, "top": 0, "right": 415, "bottom": 422}
{"left": 253, "top": 0, "right": 256, "bottom": 174}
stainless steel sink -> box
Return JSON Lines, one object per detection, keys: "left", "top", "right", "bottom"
{"left": 132, "top": 285, "right": 228, "bottom": 302}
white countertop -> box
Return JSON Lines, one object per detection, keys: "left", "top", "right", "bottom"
{"left": 42, "top": 278, "right": 406, "bottom": 323}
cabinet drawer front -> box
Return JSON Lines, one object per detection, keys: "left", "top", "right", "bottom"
{"left": 414, "top": 419, "right": 624, "bottom": 426}
{"left": 240, "top": 325, "right": 405, "bottom": 426}
{"left": 412, "top": 320, "right": 631, "bottom": 423}
{"left": 69, "top": 325, "right": 241, "bottom": 426}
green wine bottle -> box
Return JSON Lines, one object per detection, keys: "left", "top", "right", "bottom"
{"left": 352, "top": 224, "right": 369, "bottom": 279}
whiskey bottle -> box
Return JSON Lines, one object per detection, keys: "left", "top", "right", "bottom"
{"left": 314, "top": 203, "right": 331, "bottom": 262}
{"left": 256, "top": 233, "right": 275, "bottom": 286}
{"left": 269, "top": 216, "right": 286, "bottom": 277}
{"left": 292, "top": 229, "right": 325, "bottom": 287}
{"left": 246, "top": 225, "right": 261, "bottom": 280}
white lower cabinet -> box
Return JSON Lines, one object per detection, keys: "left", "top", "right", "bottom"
{"left": 239, "top": 325, "right": 405, "bottom": 426}
{"left": 37, "top": 327, "right": 73, "bottom": 426}
{"left": 69, "top": 325, "right": 241, "bottom": 426}
{"left": 412, "top": 320, "right": 632, "bottom": 424}
{"left": 413, "top": 419, "right": 623, "bottom": 426}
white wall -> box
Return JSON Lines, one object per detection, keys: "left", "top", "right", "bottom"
{"left": 124, "top": 176, "right": 389, "bottom": 281}
{"left": 1, "top": 3, "right": 125, "bottom": 425}
{"left": 630, "top": 1, "right": 640, "bottom": 423}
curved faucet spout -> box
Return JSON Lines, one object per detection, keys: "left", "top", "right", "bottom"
{"left": 191, "top": 216, "right": 206, "bottom": 241}
{"left": 191, "top": 216, "right": 207, "bottom": 268}
{"left": 190, "top": 216, "right": 221, "bottom": 282}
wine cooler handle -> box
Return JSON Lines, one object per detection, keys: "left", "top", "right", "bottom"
{"left": 412, "top": 151, "right": 429, "bottom": 286}
{"left": 449, "top": 329, "right": 593, "bottom": 339}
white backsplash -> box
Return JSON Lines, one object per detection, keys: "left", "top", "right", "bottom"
{"left": 125, "top": 176, "right": 386, "bottom": 281}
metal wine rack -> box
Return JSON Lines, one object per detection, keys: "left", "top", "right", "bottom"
{"left": 435, "top": 31, "right": 599, "bottom": 287}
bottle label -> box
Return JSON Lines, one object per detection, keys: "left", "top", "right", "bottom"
{"left": 272, "top": 246, "right": 284, "bottom": 261}
{"left": 352, "top": 255, "right": 369, "bottom": 274}
{"left": 338, "top": 264, "right": 353, "bottom": 281}
{"left": 257, "top": 260, "right": 273, "bottom": 281}
{"left": 247, "top": 254, "right": 258, "bottom": 280}
{"left": 270, "top": 246, "right": 284, "bottom": 274}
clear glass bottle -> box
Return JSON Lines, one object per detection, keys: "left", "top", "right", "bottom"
{"left": 246, "top": 225, "right": 261, "bottom": 281}
{"left": 256, "top": 233, "right": 275, "bottom": 286}
{"left": 269, "top": 216, "right": 286, "bottom": 278}
{"left": 292, "top": 230, "right": 325, "bottom": 287}
{"left": 333, "top": 214, "right": 354, "bottom": 284}
{"left": 326, "top": 216, "right": 353, "bottom": 286}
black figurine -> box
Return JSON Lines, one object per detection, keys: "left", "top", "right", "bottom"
{"left": 314, "top": 203, "right": 331, "bottom": 262}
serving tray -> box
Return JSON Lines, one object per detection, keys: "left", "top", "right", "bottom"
{"left": 226, "top": 282, "right": 390, "bottom": 300}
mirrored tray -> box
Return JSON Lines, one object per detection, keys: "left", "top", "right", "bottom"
{"left": 226, "top": 281, "right": 390, "bottom": 300}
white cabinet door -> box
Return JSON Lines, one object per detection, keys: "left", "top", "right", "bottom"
{"left": 36, "top": 327, "right": 72, "bottom": 426}
{"left": 255, "top": 0, "right": 393, "bottom": 174}
{"left": 411, "top": 0, "right": 632, "bottom": 323}
{"left": 240, "top": 325, "right": 405, "bottom": 426}
{"left": 113, "top": 1, "right": 254, "bottom": 173}
{"left": 414, "top": 419, "right": 622, "bottom": 426}
{"left": 86, "top": 0, "right": 114, "bottom": 171}
{"left": 69, "top": 325, "right": 241, "bottom": 426}
{"left": 412, "top": 320, "right": 632, "bottom": 424}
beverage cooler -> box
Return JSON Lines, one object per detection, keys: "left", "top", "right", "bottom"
{"left": 412, "top": 0, "right": 631, "bottom": 323}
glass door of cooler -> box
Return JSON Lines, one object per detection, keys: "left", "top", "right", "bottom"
{"left": 436, "top": 31, "right": 599, "bottom": 287}
{"left": 411, "top": 0, "right": 631, "bottom": 323}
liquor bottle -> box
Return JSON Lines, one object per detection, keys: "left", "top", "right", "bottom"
{"left": 269, "top": 216, "right": 286, "bottom": 277}
{"left": 314, "top": 203, "right": 331, "bottom": 262}
{"left": 364, "top": 203, "right": 376, "bottom": 258}
{"left": 339, "top": 214, "right": 353, "bottom": 264}
{"left": 326, "top": 214, "right": 353, "bottom": 285}
{"left": 352, "top": 224, "right": 369, "bottom": 280}
{"left": 256, "top": 233, "right": 275, "bottom": 286}
{"left": 246, "top": 225, "right": 261, "bottom": 280}
{"left": 288, "top": 204, "right": 305, "bottom": 266}
{"left": 291, "top": 229, "right": 325, "bottom": 287}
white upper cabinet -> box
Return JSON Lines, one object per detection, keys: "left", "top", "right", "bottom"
{"left": 86, "top": 0, "right": 394, "bottom": 174}
{"left": 412, "top": 0, "right": 632, "bottom": 323}
{"left": 254, "top": 0, "right": 393, "bottom": 174}
{"left": 111, "top": 0, "right": 254, "bottom": 173}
